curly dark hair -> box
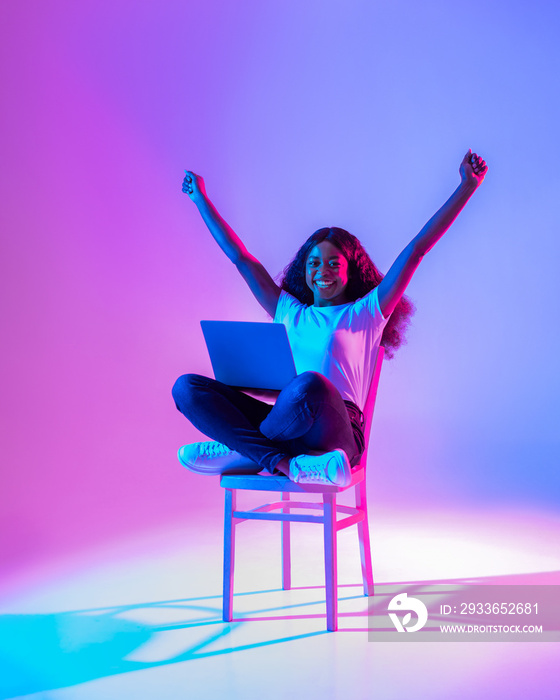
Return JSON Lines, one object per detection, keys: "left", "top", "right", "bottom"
{"left": 278, "top": 227, "right": 415, "bottom": 359}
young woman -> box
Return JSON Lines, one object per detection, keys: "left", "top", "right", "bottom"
{"left": 172, "top": 150, "right": 488, "bottom": 486}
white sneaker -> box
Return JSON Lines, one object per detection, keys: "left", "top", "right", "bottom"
{"left": 288, "top": 449, "right": 352, "bottom": 487}
{"left": 177, "top": 442, "right": 261, "bottom": 475}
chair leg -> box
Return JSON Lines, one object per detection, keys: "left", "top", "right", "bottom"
{"left": 281, "top": 491, "right": 291, "bottom": 590}
{"left": 223, "top": 488, "right": 236, "bottom": 621}
{"left": 323, "top": 493, "right": 338, "bottom": 631}
{"left": 356, "top": 482, "right": 374, "bottom": 596}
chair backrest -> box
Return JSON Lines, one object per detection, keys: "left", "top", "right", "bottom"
{"left": 358, "top": 346, "right": 385, "bottom": 470}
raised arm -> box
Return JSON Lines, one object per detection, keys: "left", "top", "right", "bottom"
{"left": 182, "top": 171, "right": 281, "bottom": 316}
{"left": 376, "top": 150, "right": 488, "bottom": 318}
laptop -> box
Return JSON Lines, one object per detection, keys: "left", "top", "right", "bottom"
{"left": 200, "top": 320, "right": 297, "bottom": 390}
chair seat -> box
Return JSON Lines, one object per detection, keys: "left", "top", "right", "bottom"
{"left": 220, "top": 466, "right": 364, "bottom": 493}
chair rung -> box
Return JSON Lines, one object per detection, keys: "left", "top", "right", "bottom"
{"left": 335, "top": 512, "right": 365, "bottom": 531}
{"left": 238, "top": 501, "right": 360, "bottom": 516}
{"left": 233, "top": 510, "right": 324, "bottom": 524}
{"left": 283, "top": 501, "right": 358, "bottom": 515}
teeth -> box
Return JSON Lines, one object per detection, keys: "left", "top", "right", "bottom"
{"left": 316, "top": 281, "right": 333, "bottom": 288}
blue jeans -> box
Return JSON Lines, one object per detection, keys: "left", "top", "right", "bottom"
{"left": 172, "top": 371, "right": 363, "bottom": 474}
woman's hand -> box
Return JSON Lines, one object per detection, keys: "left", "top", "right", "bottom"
{"left": 460, "top": 149, "right": 488, "bottom": 189}
{"left": 182, "top": 170, "right": 207, "bottom": 203}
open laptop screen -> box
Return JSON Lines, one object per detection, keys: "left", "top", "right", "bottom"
{"left": 200, "top": 320, "right": 297, "bottom": 390}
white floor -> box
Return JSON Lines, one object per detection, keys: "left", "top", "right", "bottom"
{"left": 1, "top": 505, "right": 559, "bottom": 700}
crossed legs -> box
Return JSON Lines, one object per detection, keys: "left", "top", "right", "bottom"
{"left": 172, "top": 371, "right": 360, "bottom": 475}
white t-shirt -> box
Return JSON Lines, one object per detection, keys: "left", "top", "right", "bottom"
{"left": 273, "top": 288, "right": 389, "bottom": 411}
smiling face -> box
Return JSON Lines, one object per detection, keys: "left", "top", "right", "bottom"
{"left": 305, "top": 240, "right": 351, "bottom": 306}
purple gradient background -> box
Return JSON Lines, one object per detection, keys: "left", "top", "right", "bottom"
{"left": 1, "top": 0, "right": 559, "bottom": 582}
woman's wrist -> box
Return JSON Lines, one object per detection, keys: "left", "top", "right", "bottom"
{"left": 194, "top": 191, "right": 211, "bottom": 210}
{"left": 458, "top": 178, "right": 479, "bottom": 196}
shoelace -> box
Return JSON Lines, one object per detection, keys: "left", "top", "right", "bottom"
{"left": 299, "top": 471, "right": 329, "bottom": 483}
{"left": 294, "top": 456, "right": 332, "bottom": 483}
{"left": 201, "top": 442, "right": 232, "bottom": 457}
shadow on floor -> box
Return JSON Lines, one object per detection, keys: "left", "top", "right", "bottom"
{"left": 0, "top": 587, "right": 330, "bottom": 698}
{"left": 1, "top": 571, "right": 558, "bottom": 698}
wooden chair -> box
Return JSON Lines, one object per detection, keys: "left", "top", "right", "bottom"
{"left": 220, "top": 347, "right": 384, "bottom": 631}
